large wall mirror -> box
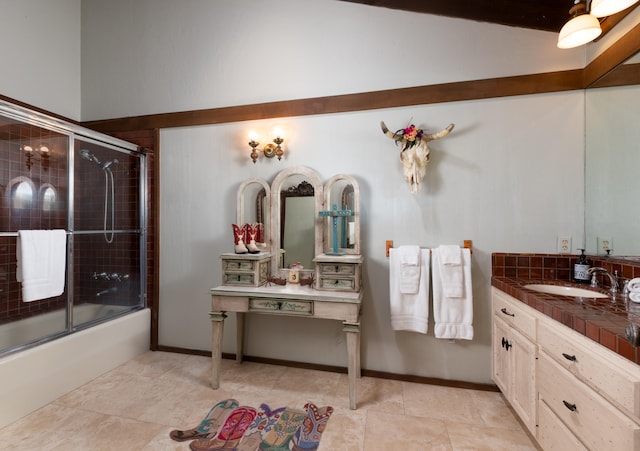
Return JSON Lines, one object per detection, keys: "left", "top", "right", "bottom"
{"left": 585, "top": 51, "right": 640, "bottom": 257}
{"left": 269, "top": 166, "right": 324, "bottom": 277}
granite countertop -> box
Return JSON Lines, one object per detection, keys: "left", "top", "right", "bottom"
{"left": 492, "top": 276, "right": 640, "bottom": 366}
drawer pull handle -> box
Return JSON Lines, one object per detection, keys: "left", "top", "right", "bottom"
{"left": 562, "top": 400, "right": 577, "bottom": 412}
{"left": 562, "top": 353, "right": 577, "bottom": 362}
{"left": 500, "top": 308, "right": 515, "bottom": 317}
{"left": 501, "top": 337, "right": 512, "bottom": 351}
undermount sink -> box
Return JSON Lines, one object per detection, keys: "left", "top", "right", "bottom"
{"left": 523, "top": 284, "right": 609, "bottom": 298}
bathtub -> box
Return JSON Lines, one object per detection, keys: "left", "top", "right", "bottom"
{"left": 0, "top": 307, "right": 150, "bottom": 429}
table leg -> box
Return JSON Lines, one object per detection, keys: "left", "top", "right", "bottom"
{"left": 236, "top": 312, "right": 245, "bottom": 363}
{"left": 209, "top": 312, "right": 227, "bottom": 389}
{"left": 343, "top": 321, "right": 361, "bottom": 410}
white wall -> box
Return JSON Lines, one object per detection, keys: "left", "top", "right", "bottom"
{"left": 80, "top": 0, "right": 584, "bottom": 121}
{"left": 0, "top": 0, "right": 81, "bottom": 120}
{"left": 159, "top": 90, "right": 584, "bottom": 384}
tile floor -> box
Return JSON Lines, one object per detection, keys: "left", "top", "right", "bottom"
{"left": 0, "top": 351, "right": 538, "bottom": 450}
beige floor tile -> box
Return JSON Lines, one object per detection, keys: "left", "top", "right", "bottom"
{"left": 0, "top": 351, "right": 536, "bottom": 451}
{"left": 446, "top": 422, "right": 538, "bottom": 450}
{"left": 402, "top": 382, "right": 485, "bottom": 425}
{"left": 363, "top": 410, "right": 453, "bottom": 451}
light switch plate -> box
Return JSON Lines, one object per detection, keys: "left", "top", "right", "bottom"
{"left": 557, "top": 236, "right": 572, "bottom": 254}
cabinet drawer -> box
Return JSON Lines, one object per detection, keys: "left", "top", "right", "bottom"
{"left": 491, "top": 288, "right": 536, "bottom": 340}
{"left": 223, "top": 260, "right": 254, "bottom": 271}
{"left": 538, "top": 352, "right": 640, "bottom": 451}
{"left": 319, "top": 277, "right": 356, "bottom": 291}
{"left": 249, "top": 298, "right": 313, "bottom": 315}
{"left": 538, "top": 319, "right": 640, "bottom": 418}
{"left": 538, "top": 399, "right": 587, "bottom": 451}
{"left": 318, "top": 263, "right": 355, "bottom": 275}
{"left": 223, "top": 273, "right": 255, "bottom": 285}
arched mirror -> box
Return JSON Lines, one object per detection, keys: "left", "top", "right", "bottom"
{"left": 40, "top": 183, "right": 57, "bottom": 212}
{"left": 270, "top": 166, "right": 323, "bottom": 277}
{"left": 236, "top": 178, "right": 270, "bottom": 250}
{"left": 6, "top": 176, "right": 35, "bottom": 210}
{"left": 323, "top": 174, "right": 360, "bottom": 255}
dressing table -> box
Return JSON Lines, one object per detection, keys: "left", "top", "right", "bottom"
{"left": 209, "top": 167, "right": 363, "bottom": 409}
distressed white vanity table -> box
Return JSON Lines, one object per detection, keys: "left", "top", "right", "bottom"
{"left": 209, "top": 167, "right": 363, "bottom": 409}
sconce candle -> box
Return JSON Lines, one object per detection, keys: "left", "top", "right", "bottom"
{"left": 247, "top": 128, "right": 286, "bottom": 163}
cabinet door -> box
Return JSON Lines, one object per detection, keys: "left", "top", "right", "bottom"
{"left": 492, "top": 316, "right": 511, "bottom": 396}
{"left": 509, "top": 325, "right": 537, "bottom": 434}
{"left": 493, "top": 315, "right": 537, "bottom": 435}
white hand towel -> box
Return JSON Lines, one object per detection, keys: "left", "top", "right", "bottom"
{"left": 16, "top": 230, "right": 67, "bottom": 302}
{"left": 389, "top": 248, "right": 430, "bottom": 334}
{"left": 432, "top": 248, "right": 473, "bottom": 340}
{"left": 398, "top": 245, "right": 421, "bottom": 294}
{"left": 437, "top": 245, "right": 463, "bottom": 298}
{"left": 628, "top": 278, "right": 640, "bottom": 293}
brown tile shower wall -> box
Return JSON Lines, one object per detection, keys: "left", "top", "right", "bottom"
{"left": 0, "top": 120, "right": 68, "bottom": 323}
{"left": 0, "top": 118, "right": 149, "bottom": 325}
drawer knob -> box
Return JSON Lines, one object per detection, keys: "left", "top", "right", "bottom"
{"left": 562, "top": 400, "right": 577, "bottom": 412}
{"left": 562, "top": 352, "right": 577, "bottom": 362}
{"left": 500, "top": 307, "right": 515, "bottom": 317}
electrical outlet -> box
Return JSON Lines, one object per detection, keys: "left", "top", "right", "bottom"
{"left": 557, "top": 236, "right": 572, "bottom": 254}
{"left": 597, "top": 237, "right": 613, "bottom": 254}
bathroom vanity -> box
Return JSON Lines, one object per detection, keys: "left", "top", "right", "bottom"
{"left": 210, "top": 167, "right": 363, "bottom": 409}
{"left": 491, "top": 257, "right": 640, "bottom": 450}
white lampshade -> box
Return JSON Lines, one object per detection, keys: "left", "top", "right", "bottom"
{"left": 557, "top": 13, "right": 603, "bottom": 49}
{"left": 590, "top": 0, "right": 639, "bottom": 18}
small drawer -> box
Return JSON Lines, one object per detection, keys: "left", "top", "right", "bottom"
{"left": 319, "top": 277, "right": 356, "bottom": 291}
{"left": 491, "top": 288, "right": 536, "bottom": 340}
{"left": 538, "top": 352, "right": 640, "bottom": 451}
{"left": 224, "top": 260, "right": 254, "bottom": 271}
{"left": 537, "top": 399, "right": 587, "bottom": 451}
{"left": 249, "top": 298, "right": 313, "bottom": 315}
{"left": 319, "top": 263, "right": 355, "bottom": 275}
{"left": 538, "top": 319, "right": 640, "bottom": 418}
{"left": 223, "top": 273, "right": 255, "bottom": 285}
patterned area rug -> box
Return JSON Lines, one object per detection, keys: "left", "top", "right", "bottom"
{"left": 170, "top": 399, "right": 334, "bottom": 451}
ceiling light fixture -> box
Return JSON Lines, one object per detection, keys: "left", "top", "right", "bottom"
{"left": 557, "top": 1, "right": 602, "bottom": 49}
{"left": 590, "top": 0, "right": 639, "bottom": 17}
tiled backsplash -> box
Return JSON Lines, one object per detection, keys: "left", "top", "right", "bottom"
{"left": 492, "top": 252, "right": 640, "bottom": 283}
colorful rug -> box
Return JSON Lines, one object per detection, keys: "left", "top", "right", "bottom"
{"left": 169, "top": 399, "right": 334, "bottom": 451}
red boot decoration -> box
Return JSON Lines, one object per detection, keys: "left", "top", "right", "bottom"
{"left": 244, "top": 224, "right": 261, "bottom": 254}
{"left": 232, "top": 224, "right": 248, "bottom": 254}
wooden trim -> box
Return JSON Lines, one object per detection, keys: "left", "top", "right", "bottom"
{"left": 584, "top": 20, "right": 640, "bottom": 86}
{"left": 82, "top": 70, "right": 583, "bottom": 133}
{"left": 156, "top": 345, "right": 500, "bottom": 392}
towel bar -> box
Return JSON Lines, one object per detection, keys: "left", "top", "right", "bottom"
{"left": 385, "top": 239, "right": 472, "bottom": 257}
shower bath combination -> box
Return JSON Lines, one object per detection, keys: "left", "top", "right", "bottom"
{"left": 80, "top": 149, "right": 119, "bottom": 243}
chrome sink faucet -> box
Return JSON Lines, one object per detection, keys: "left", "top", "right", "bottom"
{"left": 587, "top": 267, "right": 619, "bottom": 293}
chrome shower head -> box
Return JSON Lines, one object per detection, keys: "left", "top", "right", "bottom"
{"left": 102, "top": 159, "right": 119, "bottom": 170}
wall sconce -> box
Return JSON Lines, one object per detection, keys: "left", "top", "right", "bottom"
{"left": 557, "top": 0, "right": 639, "bottom": 49}
{"left": 247, "top": 128, "right": 285, "bottom": 163}
{"left": 21, "top": 144, "right": 50, "bottom": 171}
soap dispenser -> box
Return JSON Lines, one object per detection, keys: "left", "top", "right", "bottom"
{"left": 573, "top": 249, "right": 592, "bottom": 284}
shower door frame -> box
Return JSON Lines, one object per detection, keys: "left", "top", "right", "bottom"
{"left": 0, "top": 99, "right": 147, "bottom": 354}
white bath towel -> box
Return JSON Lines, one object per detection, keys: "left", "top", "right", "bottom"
{"left": 389, "top": 248, "right": 430, "bottom": 333}
{"left": 628, "top": 278, "right": 640, "bottom": 293}
{"left": 432, "top": 247, "right": 473, "bottom": 340}
{"left": 398, "top": 245, "right": 421, "bottom": 294}
{"left": 437, "top": 245, "right": 463, "bottom": 297}
{"left": 16, "top": 230, "right": 67, "bottom": 302}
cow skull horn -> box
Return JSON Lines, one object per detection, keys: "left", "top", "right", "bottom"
{"left": 422, "top": 123, "right": 455, "bottom": 142}
{"left": 380, "top": 121, "right": 402, "bottom": 142}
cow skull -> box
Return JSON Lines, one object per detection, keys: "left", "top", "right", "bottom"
{"left": 380, "top": 121, "right": 454, "bottom": 194}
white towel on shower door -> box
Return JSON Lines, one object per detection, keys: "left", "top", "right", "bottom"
{"left": 16, "top": 230, "right": 67, "bottom": 302}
